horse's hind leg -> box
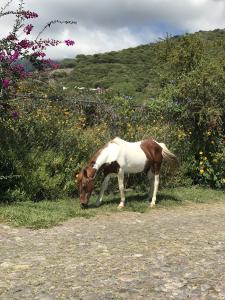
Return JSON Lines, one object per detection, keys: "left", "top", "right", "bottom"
{"left": 147, "top": 169, "right": 154, "bottom": 201}
{"left": 96, "top": 175, "right": 110, "bottom": 207}
{"left": 150, "top": 174, "right": 159, "bottom": 207}
{"left": 117, "top": 169, "right": 125, "bottom": 208}
{"left": 149, "top": 162, "right": 161, "bottom": 207}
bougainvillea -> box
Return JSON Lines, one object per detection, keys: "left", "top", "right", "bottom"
{"left": 0, "top": 0, "right": 76, "bottom": 99}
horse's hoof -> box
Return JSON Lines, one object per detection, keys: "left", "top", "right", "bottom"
{"left": 80, "top": 203, "right": 88, "bottom": 209}
{"left": 117, "top": 203, "right": 124, "bottom": 209}
{"left": 149, "top": 203, "right": 155, "bottom": 208}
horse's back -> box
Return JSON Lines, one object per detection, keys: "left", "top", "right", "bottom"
{"left": 111, "top": 137, "right": 142, "bottom": 147}
{"left": 110, "top": 138, "right": 147, "bottom": 173}
{"left": 111, "top": 137, "right": 126, "bottom": 145}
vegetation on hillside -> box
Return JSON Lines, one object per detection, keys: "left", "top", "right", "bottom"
{"left": 59, "top": 29, "right": 225, "bottom": 101}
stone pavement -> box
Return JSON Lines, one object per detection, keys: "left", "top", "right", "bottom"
{"left": 1, "top": 202, "right": 225, "bottom": 299}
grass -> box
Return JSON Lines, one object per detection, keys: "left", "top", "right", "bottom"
{"left": 0, "top": 186, "right": 224, "bottom": 229}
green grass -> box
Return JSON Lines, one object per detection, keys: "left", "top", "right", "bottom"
{"left": 0, "top": 186, "right": 224, "bottom": 229}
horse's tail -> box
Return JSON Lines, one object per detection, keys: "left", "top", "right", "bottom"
{"left": 158, "top": 142, "right": 178, "bottom": 167}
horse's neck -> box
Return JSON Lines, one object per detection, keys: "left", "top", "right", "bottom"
{"left": 93, "top": 145, "right": 112, "bottom": 170}
{"left": 93, "top": 155, "right": 107, "bottom": 171}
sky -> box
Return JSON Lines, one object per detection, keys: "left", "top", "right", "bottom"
{"left": 1, "top": 0, "right": 225, "bottom": 59}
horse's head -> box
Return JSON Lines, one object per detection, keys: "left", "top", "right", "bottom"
{"left": 76, "top": 166, "right": 96, "bottom": 208}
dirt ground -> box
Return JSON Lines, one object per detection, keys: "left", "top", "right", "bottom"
{"left": 1, "top": 202, "right": 225, "bottom": 299}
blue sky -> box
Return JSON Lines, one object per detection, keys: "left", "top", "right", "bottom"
{"left": 1, "top": 0, "right": 225, "bottom": 59}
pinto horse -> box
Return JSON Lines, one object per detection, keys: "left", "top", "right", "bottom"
{"left": 76, "top": 137, "right": 177, "bottom": 209}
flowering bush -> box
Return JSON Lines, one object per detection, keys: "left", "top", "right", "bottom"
{"left": 0, "top": 0, "right": 76, "bottom": 99}
{"left": 191, "top": 129, "right": 225, "bottom": 188}
{"left": 0, "top": 85, "right": 190, "bottom": 202}
{"left": 155, "top": 33, "right": 225, "bottom": 188}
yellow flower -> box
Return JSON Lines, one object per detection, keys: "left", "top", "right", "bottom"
{"left": 223, "top": 179, "right": 225, "bottom": 183}
{"left": 211, "top": 141, "right": 215, "bottom": 144}
{"left": 199, "top": 161, "right": 204, "bottom": 165}
{"left": 203, "top": 156, "right": 207, "bottom": 161}
{"left": 199, "top": 169, "right": 204, "bottom": 174}
{"left": 199, "top": 151, "right": 203, "bottom": 155}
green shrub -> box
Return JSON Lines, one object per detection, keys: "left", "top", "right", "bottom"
{"left": 23, "top": 151, "right": 66, "bottom": 200}
{"left": 0, "top": 96, "right": 186, "bottom": 202}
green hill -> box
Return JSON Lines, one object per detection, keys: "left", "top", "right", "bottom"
{"left": 57, "top": 29, "right": 225, "bottom": 102}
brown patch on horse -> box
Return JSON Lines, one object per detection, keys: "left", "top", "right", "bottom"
{"left": 99, "top": 161, "right": 120, "bottom": 176}
{"left": 140, "top": 139, "right": 163, "bottom": 175}
{"left": 143, "top": 160, "right": 152, "bottom": 174}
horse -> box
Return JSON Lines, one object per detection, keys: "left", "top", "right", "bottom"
{"left": 76, "top": 137, "right": 177, "bottom": 209}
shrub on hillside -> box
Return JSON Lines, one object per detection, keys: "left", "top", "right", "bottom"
{"left": 1, "top": 94, "right": 192, "bottom": 203}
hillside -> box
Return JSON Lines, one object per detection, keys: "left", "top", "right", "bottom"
{"left": 57, "top": 29, "right": 225, "bottom": 101}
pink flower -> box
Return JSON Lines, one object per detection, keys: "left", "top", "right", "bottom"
{"left": 6, "top": 34, "right": 17, "bottom": 41}
{"left": 32, "top": 52, "right": 46, "bottom": 58}
{"left": 24, "top": 24, "right": 33, "bottom": 35}
{"left": 11, "top": 111, "right": 19, "bottom": 119}
{"left": 65, "top": 39, "right": 75, "bottom": 46}
{"left": 42, "top": 59, "right": 59, "bottom": 69}
{"left": 2, "top": 79, "right": 10, "bottom": 89}
{"left": 0, "top": 51, "right": 5, "bottom": 61}
{"left": 9, "top": 51, "right": 20, "bottom": 63}
{"left": 22, "top": 11, "right": 38, "bottom": 19}
{"left": 18, "top": 39, "right": 32, "bottom": 49}
{"left": 10, "top": 65, "right": 26, "bottom": 78}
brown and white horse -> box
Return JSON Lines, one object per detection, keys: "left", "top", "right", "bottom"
{"left": 76, "top": 137, "right": 177, "bottom": 209}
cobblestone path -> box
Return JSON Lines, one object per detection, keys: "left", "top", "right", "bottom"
{"left": 1, "top": 202, "right": 225, "bottom": 299}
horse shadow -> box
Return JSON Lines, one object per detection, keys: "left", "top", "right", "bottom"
{"left": 88, "top": 190, "right": 181, "bottom": 209}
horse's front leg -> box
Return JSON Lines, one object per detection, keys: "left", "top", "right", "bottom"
{"left": 96, "top": 175, "right": 110, "bottom": 207}
{"left": 117, "top": 169, "right": 125, "bottom": 209}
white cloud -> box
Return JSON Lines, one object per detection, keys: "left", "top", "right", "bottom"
{"left": 1, "top": 0, "right": 225, "bottom": 59}
{"left": 45, "top": 26, "right": 159, "bottom": 59}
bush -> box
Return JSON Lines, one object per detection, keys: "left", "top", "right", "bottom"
{"left": 1, "top": 94, "right": 191, "bottom": 202}
{"left": 156, "top": 34, "right": 225, "bottom": 189}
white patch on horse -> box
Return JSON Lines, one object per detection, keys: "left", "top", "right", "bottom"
{"left": 93, "top": 137, "right": 147, "bottom": 174}
{"left": 93, "top": 142, "right": 120, "bottom": 170}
